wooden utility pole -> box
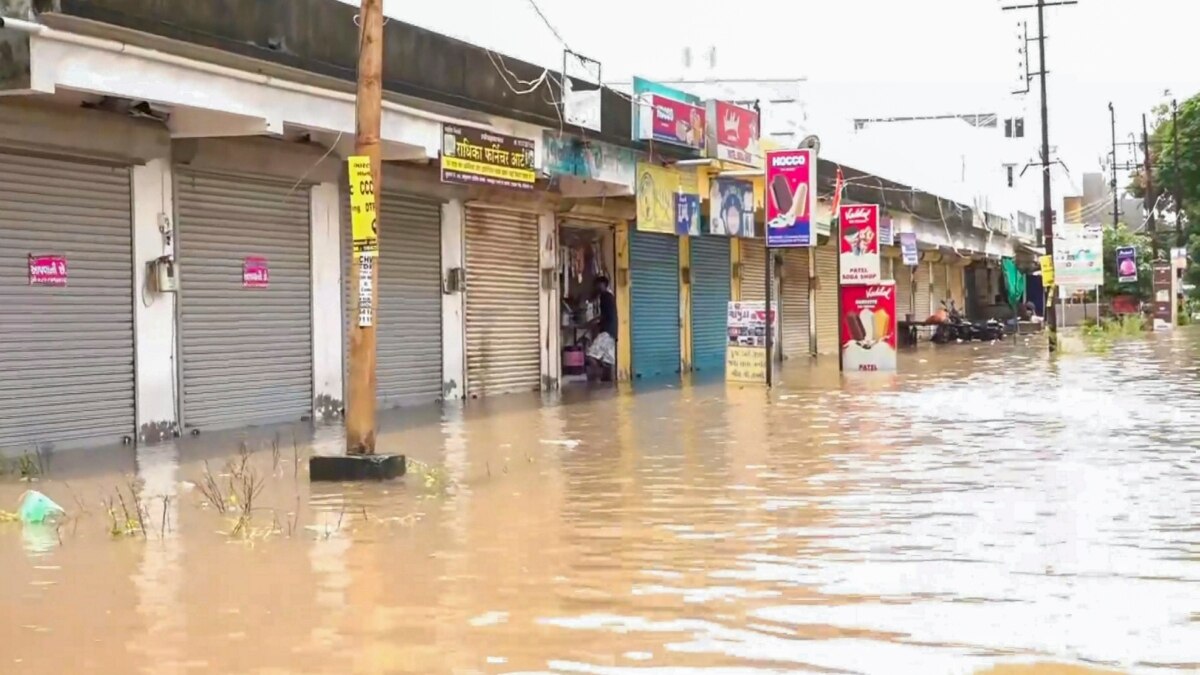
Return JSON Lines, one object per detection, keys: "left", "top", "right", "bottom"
{"left": 346, "top": 0, "right": 384, "bottom": 455}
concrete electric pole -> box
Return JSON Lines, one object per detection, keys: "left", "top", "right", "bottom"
{"left": 346, "top": 0, "right": 384, "bottom": 455}
{"left": 1003, "top": 0, "right": 1075, "bottom": 353}
{"left": 1110, "top": 102, "right": 1120, "bottom": 230}
{"left": 1173, "top": 99, "right": 1185, "bottom": 248}
{"left": 1143, "top": 113, "right": 1158, "bottom": 259}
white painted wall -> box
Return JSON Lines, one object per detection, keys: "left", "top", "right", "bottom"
{"left": 538, "top": 212, "right": 560, "bottom": 389}
{"left": 441, "top": 200, "right": 466, "bottom": 400}
{"left": 131, "top": 159, "right": 178, "bottom": 441}
{"left": 310, "top": 182, "right": 344, "bottom": 419}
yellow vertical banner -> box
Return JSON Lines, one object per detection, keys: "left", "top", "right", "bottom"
{"left": 347, "top": 156, "right": 378, "bottom": 258}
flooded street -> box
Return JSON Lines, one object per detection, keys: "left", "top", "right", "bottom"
{"left": 2, "top": 334, "right": 1198, "bottom": 674}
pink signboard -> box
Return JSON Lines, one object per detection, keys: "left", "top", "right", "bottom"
{"left": 838, "top": 204, "right": 881, "bottom": 284}
{"left": 840, "top": 282, "right": 897, "bottom": 372}
{"left": 242, "top": 256, "right": 270, "bottom": 288}
{"left": 765, "top": 149, "right": 817, "bottom": 248}
{"left": 640, "top": 94, "right": 707, "bottom": 151}
{"left": 28, "top": 254, "right": 67, "bottom": 286}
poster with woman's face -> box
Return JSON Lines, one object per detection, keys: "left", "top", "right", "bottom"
{"left": 708, "top": 178, "right": 755, "bottom": 237}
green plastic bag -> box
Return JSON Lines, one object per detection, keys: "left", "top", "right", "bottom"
{"left": 18, "top": 490, "right": 65, "bottom": 524}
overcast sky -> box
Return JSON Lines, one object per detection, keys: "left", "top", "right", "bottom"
{"left": 358, "top": 0, "right": 1198, "bottom": 190}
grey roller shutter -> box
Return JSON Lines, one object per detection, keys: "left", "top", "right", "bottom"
{"left": 464, "top": 205, "right": 540, "bottom": 397}
{"left": 814, "top": 244, "right": 838, "bottom": 355}
{"left": 177, "top": 170, "right": 313, "bottom": 431}
{"left": 895, "top": 263, "right": 914, "bottom": 320}
{"left": 741, "top": 239, "right": 766, "bottom": 302}
{"left": 932, "top": 261, "right": 950, "bottom": 312}
{"left": 342, "top": 192, "right": 443, "bottom": 408}
{"left": 915, "top": 261, "right": 932, "bottom": 320}
{"left": 0, "top": 151, "right": 134, "bottom": 450}
{"left": 781, "top": 248, "right": 810, "bottom": 360}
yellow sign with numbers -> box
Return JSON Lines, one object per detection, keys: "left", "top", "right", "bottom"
{"left": 348, "top": 156, "right": 378, "bottom": 258}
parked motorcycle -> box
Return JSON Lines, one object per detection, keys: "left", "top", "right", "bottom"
{"left": 932, "top": 300, "right": 1006, "bottom": 344}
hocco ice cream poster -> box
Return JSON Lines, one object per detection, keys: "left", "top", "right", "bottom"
{"left": 765, "top": 149, "right": 817, "bottom": 248}
{"left": 840, "top": 282, "right": 897, "bottom": 372}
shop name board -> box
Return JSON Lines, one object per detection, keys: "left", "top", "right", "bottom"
{"left": 839, "top": 204, "right": 881, "bottom": 284}
{"left": 441, "top": 124, "right": 537, "bottom": 191}
{"left": 242, "top": 256, "right": 269, "bottom": 288}
{"left": 28, "top": 254, "right": 67, "bottom": 286}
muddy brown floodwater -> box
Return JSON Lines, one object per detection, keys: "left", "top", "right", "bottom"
{"left": 1, "top": 333, "right": 1198, "bottom": 674}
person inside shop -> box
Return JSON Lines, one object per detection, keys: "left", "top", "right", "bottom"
{"left": 586, "top": 275, "right": 617, "bottom": 382}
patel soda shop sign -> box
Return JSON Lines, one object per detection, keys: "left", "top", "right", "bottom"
{"left": 838, "top": 204, "right": 881, "bottom": 284}
{"left": 840, "top": 282, "right": 897, "bottom": 372}
{"left": 765, "top": 149, "right": 817, "bottom": 248}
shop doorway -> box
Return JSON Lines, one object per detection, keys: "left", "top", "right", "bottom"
{"left": 557, "top": 220, "right": 617, "bottom": 386}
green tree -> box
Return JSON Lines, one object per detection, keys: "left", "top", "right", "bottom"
{"left": 1131, "top": 92, "right": 1200, "bottom": 293}
{"left": 1101, "top": 224, "right": 1152, "bottom": 301}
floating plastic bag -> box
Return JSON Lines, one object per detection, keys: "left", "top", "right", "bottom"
{"left": 17, "top": 490, "right": 65, "bottom": 524}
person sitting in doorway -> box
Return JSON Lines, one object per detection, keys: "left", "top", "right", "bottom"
{"left": 586, "top": 276, "right": 617, "bottom": 382}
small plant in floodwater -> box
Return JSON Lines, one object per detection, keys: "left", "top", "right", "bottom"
{"left": 1079, "top": 314, "right": 1147, "bottom": 354}
{"left": 407, "top": 459, "right": 455, "bottom": 497}
{"left": 105, "top": 482, "right": 149, "bottom": 539}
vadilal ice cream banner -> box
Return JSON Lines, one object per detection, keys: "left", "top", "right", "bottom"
{"left": 840, "top": 282, "right": 897, "bottom": 372}
{"left": 1116, "top": 246, "right": 1137, "bottom": 283}
{"left": 765, "top": 149, "right": 817, "bottom": 248}
{"left": 838, "top": 204, "right": 881, "bottom": 284}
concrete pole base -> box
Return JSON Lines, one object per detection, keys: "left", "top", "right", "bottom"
{"left": 309, "top": 454, "right": 406, "bottom": 482}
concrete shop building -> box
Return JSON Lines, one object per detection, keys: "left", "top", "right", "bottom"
{"left": 0, "top": 2, "right": 622, "bottom": 451}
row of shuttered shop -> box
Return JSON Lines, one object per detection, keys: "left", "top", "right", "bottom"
{"left": 0, "top": 141, "right": 547, "bottom": 451}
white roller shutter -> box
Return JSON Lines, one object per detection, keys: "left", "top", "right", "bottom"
{"left": 465, "top": 205, "right": 540, "bottom": 397}
{"left": 781, "top": 248, "right": 810, "bottom": 360}
{"left": 0, "top": 151, "right": 134, "bottom": 449}
{"left": 177, "top": 170, "right": 313, "bottom": 432}
{"left": 343, "top": 193, "right": 444, "bottom": 408}
{"left": 741, "top": 239, "right": 766, "bottom": 301}
{"left": 814, "top": 244, "right": 838, "bottom": 355}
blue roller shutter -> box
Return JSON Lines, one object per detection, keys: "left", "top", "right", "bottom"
{"left": 689, "top": 236, "right": 730, "bottom": 372}
{"left": 630, "top": 230, "right": 680, "bottom": 379}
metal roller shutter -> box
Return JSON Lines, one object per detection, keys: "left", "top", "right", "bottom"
{"left": 689, "top": 236, "right": 729, "bottom": 372}
{"left": 177, "top": 170, "right": 313, "bottom": 431}
{"left": 0, "top": 151, "right": 134, "bottom": 449}
{"left": 343, "top": 193, "right": 443, "bottom": 407}
{"left": 949, "top": 263, "right": 966, "bottom": 313}
{"left": 915, "top": 262, "right": 932, "bottom": 320}
{"left": 932, "top": 262, "right": 950, "bottom": 312}
{"left": 741, "top": 239, "right": 766, "bottom": 302}
{"left": 630, "top": 230, "right": 680, "bottom": 379}
{"left": 895, "top": 264, "right": 914, "bottom": 320}
{"left": 781, "top": 248, "right": 810, "bottom": 359}
{"left": 814, "top": 244, "right": 838, "bottom": 354}
{"left": 464, "top": 205, "right": 540, "bottom": 397}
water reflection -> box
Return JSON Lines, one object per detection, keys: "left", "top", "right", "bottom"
{"left": 1, "top": 333, "right": 1198, "bottom": 673}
